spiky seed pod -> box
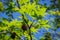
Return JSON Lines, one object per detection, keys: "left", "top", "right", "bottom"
{"left": 22, "top": 24, "right": 27, "bottom": 31}
{"left": 11, "top": 32, "right": 16, "bottom": 39}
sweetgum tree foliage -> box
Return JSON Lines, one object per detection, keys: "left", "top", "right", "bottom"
{"left": 0, "top": 0, "right": 52, "bottom": 40}
{"left": 39, "top": 0, "right": 60, "bottom": 40}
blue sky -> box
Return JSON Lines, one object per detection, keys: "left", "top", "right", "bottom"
{"left": 39, "top": 0, "right": 51, "bottom": 6}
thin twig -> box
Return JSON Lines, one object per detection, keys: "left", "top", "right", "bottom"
{"left": 16, "top": 0, "right": 20, "bottom": 9}
{"left": 29, "top": 22, "right": 33, "bottom": 29}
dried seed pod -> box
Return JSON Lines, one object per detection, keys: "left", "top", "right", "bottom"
{"left": 11, "top": 32, "right": 16, "bottom": 39}
{"left": 22, "top": 24, "right": 27, "bottom": 31}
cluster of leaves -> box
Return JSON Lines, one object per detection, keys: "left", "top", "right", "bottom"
{"left": 49, "top": 0, "right": 60, "bottom": 11}
{"left": 40, "top": 32, "right": 52, "bottom": 40}
{"left": 39, "top": 0, "right": 60, "bottom": 40}
{"left": 0, "top": 2, "right": 4, "bottom": 11}
{"left": 0, "top": 0, "right": 54, "bottom": 40}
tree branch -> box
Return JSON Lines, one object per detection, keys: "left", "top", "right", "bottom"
{"left": 16, "top": 0, "right": 32, "bottom": 40}
{"left": 22, "top": 14, "right": 32, "bottom": 40}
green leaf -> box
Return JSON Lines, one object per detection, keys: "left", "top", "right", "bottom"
{"left": 0, "top": 2, "right": 4, "bottom": 12}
